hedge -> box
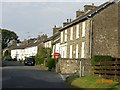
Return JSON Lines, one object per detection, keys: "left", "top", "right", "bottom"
{"left": 91, "top": 55, "right": 112, "bottom": 65}
{"left": 47, "top": 59, "right": 55, "bottom": 71}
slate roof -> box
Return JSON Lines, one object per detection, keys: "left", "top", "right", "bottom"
{"left": 25, "top": 40, "right": 44, "bottom": 48}
{"left": 12, "top": 45, "right": 26, "bottom": 49}
{"left": 59, "top": 0, "right": 115, "bottom": 31}
{"left": 52, "top": 32, "right": 60, "bottom": 39}
{"left": 43, "top": 36, "right": 53, "bottom": 43}
{"left": 12, "top": 40, "right": 44, "bottom": 50}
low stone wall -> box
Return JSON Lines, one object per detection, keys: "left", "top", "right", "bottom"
{"left": 56, "top": 58, "right": 91, "bottom": 76}
{"left": 56, "top": 59, "right": 79, "bottom": 74}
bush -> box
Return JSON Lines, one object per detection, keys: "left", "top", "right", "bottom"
{"left": 35, "top": 57, "right": 44, "bottom": 65}
{"left": 91, "top": 55, "right": 112, "bottom": 66}
{"left": 12, "top": 58, "right": 17, "bottom": 61}
{"left": 47, "top": 59, "right": 55, "bottom": 71}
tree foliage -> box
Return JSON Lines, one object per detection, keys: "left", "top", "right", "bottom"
{"left": 35, "top": 45, "right": 52, "bottom": 65}
{"left": 3, "top": 50, "right": 11, "bottom": 57}
{"left": 0, "top": 28, "right": 19, "bottom": 49}
{"left": 47, "top": 59, "right": 55, "bottom": 71}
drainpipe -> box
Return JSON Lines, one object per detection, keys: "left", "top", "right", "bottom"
{"left": 0, "top": 30, "right": 2, "bottom": 61}
{"left": 89, "top": 18, "right": 93, "bottom": 59}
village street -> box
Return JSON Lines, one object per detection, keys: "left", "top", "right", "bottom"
{"left": 2, "top": 61, "right": 72, "bottom": 89}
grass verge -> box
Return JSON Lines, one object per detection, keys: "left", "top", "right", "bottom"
{"left": 66, "top": 75, "right": 120, "bottom": 90}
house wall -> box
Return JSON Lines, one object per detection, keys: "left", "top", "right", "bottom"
{"left": 60, "top": 43, "right": 67, "bottom": 58}
{"left": 54, "top": 43, "right": 60, "bottom": 53}
{"left": 44, "top": 41, "right": 52, "bottom": 48}
{"left": 59, "top": 19, "right": 91, "bottom": 74}
{"left": 60, "top": 19, "right": 91, "bottom": 59}
{"left": 11, "top": 49, "right": 25, "bottom": 61}
{"left": 92, "top": 2, "right": 119, "bottom": 58}
{"left": 52, "top": 42, "right": 60, "bottom": 58}
{"left": 24, "top": 46, "right": 37, "bottom": 58}
{"left": 118, "top": 1, "right": 120, "bottom": 58}
{"left": 11, "top": 50, "right": 16, "bottom": 59}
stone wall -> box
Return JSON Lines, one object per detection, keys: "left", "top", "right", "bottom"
{"left": 84, "top": 20, "right": 91, "bottom": 58}
{"left": 92, "top": 3, "right": 119, "bottom": 58}
{"left": 57, "top": 59, "right": 91, "bottom": 76}
{"left": 118, "top": 1, "right": 120, "bottom": 58}
{"left": 58, "top": 59, "right": 79, "bottom": 74}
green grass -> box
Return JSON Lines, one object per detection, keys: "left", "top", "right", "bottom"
{"left": 66, "top": 75, "right": 120, "bottom": 89}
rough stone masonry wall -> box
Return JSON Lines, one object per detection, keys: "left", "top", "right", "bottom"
{"left": 118, "top": 1, "right": 120, "bottom": 58}
{"left": 58, "top": 59, "right": 91, "bottom": 76}
{"left": 58, "top": 60, "right": 80, "bottom": 74}
{"left": 92, "top": 3, "right": 119, "bottom": 58}
{"left": 84, "top": 20, "right": 91, "bottom": 58}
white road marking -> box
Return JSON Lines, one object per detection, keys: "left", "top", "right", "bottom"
{"left": 59, "top": 73, "right": 65, "bottom": 81}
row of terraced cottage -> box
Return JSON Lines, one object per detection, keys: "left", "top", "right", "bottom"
{"left": 11, "top": 0, "right": 120, "bottom": 75}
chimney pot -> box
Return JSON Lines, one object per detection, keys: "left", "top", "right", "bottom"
{"left": 67, "top": 19, "right": 69, "bottom": 22}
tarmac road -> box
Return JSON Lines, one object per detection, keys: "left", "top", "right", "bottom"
{"left": 2, "top": 61, "right": 72, "bottom": 89}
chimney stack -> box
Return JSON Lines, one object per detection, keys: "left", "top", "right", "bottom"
{"left": 70, "top": 19, "right": 72, "bottom": 22}
{"left": 84, "top": 3, "right": 98, "bottom": 12}
{"left": 63, "top": 19, "right": 70, "bottom": 27}
{"left": 53, "top": 25, "right": 61, "bottom": 35}
{"left": 76, "top": 9, "right": 84, "bottom": 18}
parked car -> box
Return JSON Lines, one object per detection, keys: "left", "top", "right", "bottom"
{"left": 24, "top": 57, "right": 35, "bottom": 66}
{"left": 3, "top": 56, "right": 12, "bottom": 61}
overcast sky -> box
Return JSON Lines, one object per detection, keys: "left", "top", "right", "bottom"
{"left": 1, "top": 0, "right": 108, "bottom": 41}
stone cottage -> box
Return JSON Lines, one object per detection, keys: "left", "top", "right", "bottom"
{"left": 52, "top": 25, "right": 61, "bottom": 58}
{"left": 58, "top": 0, "right": 120, "bottom": 74}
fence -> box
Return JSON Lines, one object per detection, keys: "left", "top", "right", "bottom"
{"left": 94, "top": 58, "right": 120, "bottom": 81}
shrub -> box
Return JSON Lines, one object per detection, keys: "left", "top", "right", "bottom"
{"left": 35, "top": 46, "right": 52, "bottom": 66}
{"left": 12, "top": 58, "right": 17, "bottom": 61}
{"left": 47, "top": 59, "right": 55, "bottom": 71}
{"left": 3, "top": 50, "right": 11, "bottom": 57}
{"left": 35, "top": 57, "right": 44, "bottom": 65}
{"left": 91, "top": 55, "right": 112, "bottom": 66}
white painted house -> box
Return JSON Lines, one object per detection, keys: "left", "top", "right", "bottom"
{"left": 44, "top": 38, "right": 52, "bottom": 48}
{"left": 11, "top": 46, "right": 26, "bottom": 61}
{"left": 24, "top": 45, "right": 37, "bottom": 58}
{"left": 11, "top": 40, "right": 43, "bottom": 61}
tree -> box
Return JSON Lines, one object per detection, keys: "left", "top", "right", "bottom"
{"left": 0, "top": 28, "right": 19, "bottom": 49}
{"left": 3, "top": 50, "right": 11, "bottom": 57}
{"left": 35, "top": 45, "right": 52, "bottom": 66}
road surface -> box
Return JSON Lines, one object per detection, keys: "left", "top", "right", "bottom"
{"left": 2, "top": 61, "right": 72, "bottom": 89}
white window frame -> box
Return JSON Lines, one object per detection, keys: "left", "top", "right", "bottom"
{"left": 81, "top": 42, "right": 85, "bottom": 58}
{"left": 82, "top": 21, "right": 86, "bottom": 37}
{"left": 70, "top": 27, "right": 73, "bottom": 40}
{"left": 61, "top": 31, "right": 63, "bottom": 43}
{"left": 60, "top": 43, "right": 67, "bottom": 58}
{"left": 64, "top": 29, "right": 67, "bottom": 42}
{"left": 76, "top": 24, "right": 79, "bottom": 39}
{"left": 76, "top": 44, "right": 78, "bottom": 58}
{"left": 69, "top": 45, "right": 72, "bottom": 58}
